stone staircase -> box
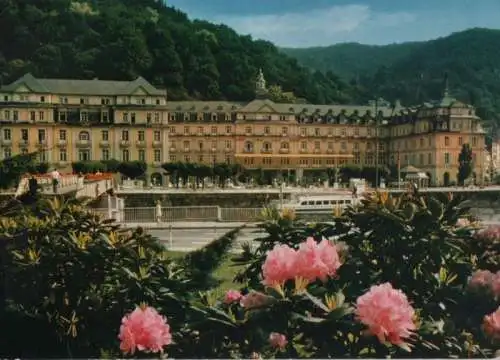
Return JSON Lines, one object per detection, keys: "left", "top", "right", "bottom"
{"left": 15, "top": 174, "right": 114, "bottom": 200}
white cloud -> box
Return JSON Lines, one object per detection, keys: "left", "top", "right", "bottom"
{"left": 212, "top": 4, "right": 416, "bottom": 47}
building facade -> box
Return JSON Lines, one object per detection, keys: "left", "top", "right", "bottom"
{"left": 0, "top": 73, "right": 169, "bottom": 180}
{"left": 0, "top": 73, "right": 487, "bottom": 186}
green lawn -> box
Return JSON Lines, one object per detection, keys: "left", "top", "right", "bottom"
{"left": 166, "top": 251, "right": 244, "bottom": 291}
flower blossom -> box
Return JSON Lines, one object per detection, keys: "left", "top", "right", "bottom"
{"left": 118, "top": 305, "right": 172, "bottom": 355}
{"left": 240, "top": 291, "right": 271, "bottom": 309}
{"left": 261, "top": 237, "right": 342, "bottom": 287}
{"left": 224, "top": 289, "right": 243, "bottom": 304}
{"left": 269, "top": 332, "right": 288, "bottom": 350}
{"left": 476, "top": 225, "right": 500, "bottom": 242}
{"left": 456, "top": 218, "right": 470, "bottom": 227}
{"left": 261, "top": 244, "right": 298, "bottom": 287}
{"left": 355, "top": 283, "right": 417, "bottom": 349}
{"left": 483, "top": 307, "right": 500, "bottom": 341}
{"left": 296, "top": 237, "right": 342, "bottom": 282}
{"left": 468, "top": 270, "right": 500, "bottom": 299}
{"left": 469, "top": 270, "right": 495, "bottom": 289}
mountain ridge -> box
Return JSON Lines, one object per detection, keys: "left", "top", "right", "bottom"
{"left": 282, "top": 28, "right": 500, "bottom": 125}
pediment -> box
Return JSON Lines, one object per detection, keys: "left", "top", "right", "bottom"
{"left": 131, "top": 86, "right": 148, "bottom": 95}
{"left": 256, "top": 104, "right": 276, "bottom": 113}
{"left": 13, "top": 84, "right": 33, "bottom": 93}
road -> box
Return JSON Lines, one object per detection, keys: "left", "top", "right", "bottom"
{"left": 147, "top": 226, "right": 266, "bottom": 252}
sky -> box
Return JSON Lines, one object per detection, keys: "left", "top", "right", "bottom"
{"left": 165, "top": 0, "right": 500, "bottom": 47}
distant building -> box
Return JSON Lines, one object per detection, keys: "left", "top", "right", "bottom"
{"left": 0, "top": 72, "right": 487, "bottom": 186}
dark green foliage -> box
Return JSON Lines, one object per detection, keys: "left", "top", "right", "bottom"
{"left": 0, "top": 197, "right": 191, "bottom": 358}
{"left": 162, "top": 161, "right": 243, "bottom": 188}
{"left": 72, "top": 160, "right": 122, "bottom": 174}
{"left": 285, "top": 28, "right": 500, "bottom": 127}
{"left": 458, "top": 144, "right": 473, "bottom": 185}
{"left": 282, "top": 41, "right": 423, "bottom": 80}
{"left": 0, "top": 0, "right": 357, "bottom": 104}
{"left": 71, "top": 161, "right": 107, "bottom": 174}
{"left": 117, "top": 160, "right": 147, "bottom": 179}
{"left": 182, "top": 227, "right": 242, "bottom": 290}
{"left": 0, "top": 151, "right": 41, "bottom": 189}
{"left": 101, "top": 159, "right": 121, "bottom": 173}
{"left": 28, "top": 162, "right": 50, "bottom": 174}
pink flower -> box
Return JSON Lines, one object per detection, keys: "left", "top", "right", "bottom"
{"left": 469, "top": 270, "right": 494, "bottom": 289}
{"left": 224, "top": 289, "right": 243, "bottom": 304}
{"left": 240, "top": 291, "right": 271, "bottom": 309}
{"left": 477, "top": 225, "right": 500, "bottom": 241}
{"left": 355, "top": 283, "right": 417, "bottom": 348}
{"left": 483, "top": 307, "right": 500, "bottom": 341}
{"left": 491, "top": 272, "right": 500, "bottom": 298}
{"left": 261, "top": 237, "right": 343, "bottom": 287}
{"left": 262, "top": 244, "right": 298, "bottom": 287}
{"left": 295, "top": 237, "right": 342, "bottom": 282}
{"left": 456, "top": 218, "right": 470, "bottom": 227}
{"left": 269, "top": 332, "right": 288, "bottom": 350}
{"left": 118, "top": 305, "right": 172, "bottom": 355}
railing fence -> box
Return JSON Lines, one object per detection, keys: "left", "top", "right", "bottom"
{"left": 89, "top": 206, "right": 263, "bottom": 223}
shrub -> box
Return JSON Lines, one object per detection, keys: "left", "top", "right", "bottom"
{"left": 71, "top": 161, "right": 107, "bottom": 174}
{"left": 185, "top": 192, "right": 500, "bottom": 358}
{"left": 118, "top": 161, "right": 147, "bottom": 180}
{"left": 0, "top": 197, "right": 190, "bottom": 358}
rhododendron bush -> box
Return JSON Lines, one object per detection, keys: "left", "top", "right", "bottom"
{"left": 1, "top": 192, "right": 500, "bottom": 358}
{"left": 187, "top": 192, "right": 500, "bottom": 358}
{"left": 0, "top": 197, "right": 240, "bottom": 358}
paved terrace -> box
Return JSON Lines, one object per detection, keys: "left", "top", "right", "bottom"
{"left": 116, "top": 185, "right": 500, "bottom": 194}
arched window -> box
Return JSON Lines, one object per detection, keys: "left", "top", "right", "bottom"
{"left": 280, "top": 142, "right": 289, "bottom": 149}
{"left": 263, "top": 142, "right": 272, "bottom": 151}
{"left": 79, "top": 131, "right": 90, "bottom": 141}
{"left": 244, "top": 141, "right": 253, "bottom": 152}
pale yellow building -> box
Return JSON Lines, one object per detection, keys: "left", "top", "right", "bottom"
{"left": 166, "top": 72, "right": 486, "bottom": 186}
{"left": 0, "top": 73, "right": 487, "bottom": 187}
{"left": 0, "top": 73, "right": 169, "bottom": 182}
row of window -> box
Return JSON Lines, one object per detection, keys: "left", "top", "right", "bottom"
{"left": 170, "top": 125, "right": 377, "bottom": 137}
{"left": 2, "top": 148, "right": 163, "bottom": 163}
{"left": 1, "top": 129, "right": 164, "bottom": 142}
{"left": 0, "top": 110, "right": 164, "bottom": 123}
{"left": 242, "top": 141, "right": 383, "bottom": 152}
{"left": 2, "top": 95, "right": 164, "bottom": 106}
{"left": 168, "top": 155, "right": 233, "bottom": 164}
{"left": 392, "top": 135, "right": 479, "bottom": 150}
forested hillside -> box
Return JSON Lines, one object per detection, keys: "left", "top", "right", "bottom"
{"left": 281, "top": 42, "right": 423, "bottom": 80}
{"left": 283, "top": 28, "right": 500, "bottom": 125}
{"left": 0, "top": 0, "right": 357, "bottom": 104}
{"left": 360, "top": 28, "right": 500, "bottom": 124}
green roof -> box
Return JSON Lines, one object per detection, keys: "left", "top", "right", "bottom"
{"left": 1, "top": 73, "right": 166, "bottom": 96}
{"left": 167, "top": 99, "right": 397, "bottom": 117}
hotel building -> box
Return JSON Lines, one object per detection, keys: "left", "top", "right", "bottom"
{"left": 0, "top": 72, "right": 486, "bottom": 186}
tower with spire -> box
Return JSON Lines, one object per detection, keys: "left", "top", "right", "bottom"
{"left": 255, "top": 68, "right": 269, "bottom": 99}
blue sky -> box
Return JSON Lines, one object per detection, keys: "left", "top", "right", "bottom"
{"left": 166, "top": 0, "right": 500, "bottom": 47}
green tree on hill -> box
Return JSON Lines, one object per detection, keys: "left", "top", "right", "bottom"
{"left": 0, "top": 0, "right": 357, "bottom": 104}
